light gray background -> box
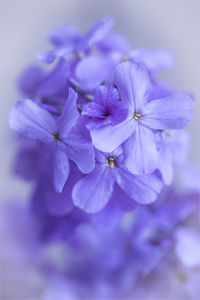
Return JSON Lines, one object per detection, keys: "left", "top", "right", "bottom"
{"left": 1, "top": 0, "right": 200, "bottom": 201}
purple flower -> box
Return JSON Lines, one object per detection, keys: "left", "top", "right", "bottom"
{"left": 19, "top": 59, "right": 69, "bottom": 101}
{"left": 9, "top": 88, "right": 95, "bottom": 192}
{"left": 35, "top": 59, "right": 69, "bottom": 103}
{"left": 72, "top": 146, "right": 163, "bottom": 213}
{"left": 38, "top": 17, "right": 114, "bottom": 64}
{"left": 90, "top": 61, "right": 193, "bottom": 175}
{"left": 38, "top": 17, "right": 119, "bottom": 92}
{"left": 82, "top": 85, "right": 128, "bottom": 128}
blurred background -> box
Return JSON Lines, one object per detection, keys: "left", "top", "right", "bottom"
{"left": 0, "top": 0, "right": 200, "bottom": 201}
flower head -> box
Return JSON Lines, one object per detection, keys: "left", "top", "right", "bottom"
{"left": 82, "top": 85, "right": 128, "bottom": 129}
{"left": 73, "top": 146, "right": 163, "bottom": 213}
{"left": 9, "top": 88, "right": 95, "bottom": 192}
{"left": 90, "top": 61, "right": 193, "bottom": 175}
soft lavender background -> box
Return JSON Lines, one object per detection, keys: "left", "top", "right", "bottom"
{"left": 0, "top": 0, "right": 200, "bottom": 201}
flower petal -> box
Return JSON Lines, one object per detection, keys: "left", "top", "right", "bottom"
{"left": 62, "top": 134, "right": 95, "bottom": 174}
{"left": 113, "top": 61, "right": 150, "bottom": 112}
{"left": 97, "top": 31, "right": 131, "bottom": 55}
{"left": 116, "top": 168, "right": 163, "bottom": 204}
{"left": 46, "top": 164, "right": 80, "bottom": 216}
{"left": 130, "top": 49, "right": 175, "bottom": 72}
{"left": 82, "top": 102, "right": 105, "bottom": 118}
{"left": 76, "top": 16, "right": 114, "bottom": 51}
{"left": 18, "top": 65, "right": 45, "bottom": 97}
{"left": 72, "top": 165, "right": 114, "bottom": 213}
{"left": 53, "top": 142, "right": 70, "bottom": 193}
{"left": 36, "top": 58, "right": 69, "bottom": 98}
{"left": 75, "top": 55, "right": 112, "bottom": 91}
{"left": 141, "top": 92, "right": 193, "bottom": 130}
{"left": 37, "top": 50, "right": 57, "bottom": 64}
{"left": 124, "top": 124, "right": 159, "bottom": 175}
{"left": 90, "top": 118, "right": 135, "bottom": 152}
{"left": 82, "top": 85, "right": 128, "bottom": 128}
{"left": 95, "top": 85, "right": 119, "bottom": 104}
{"left": 49, "top": 24, "right": 80, "bottom": 46}
{"left": 57, "top": 88, "right": 79, "bottom": 137}
{"left": 9, "top": 99, "right": 56, "bottom": 142}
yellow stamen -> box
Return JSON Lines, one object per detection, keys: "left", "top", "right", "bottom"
{"left": 53, "top": 132, "right": 61, "bottom": 141}
{"left": 106, "top": 157, "right": 116, "bottom": 168}
{"left": 133, "top": 112, "right": 142, "bottom": 120}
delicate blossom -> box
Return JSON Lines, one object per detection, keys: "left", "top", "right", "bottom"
{"left": 90, "top": 61, "right": 193, "bottom": 174}
{"left": 73, "top": 147, "right": 163, "bottom": 213}
{"left": 9, "top": 88, "right": 94, "bottom": 192}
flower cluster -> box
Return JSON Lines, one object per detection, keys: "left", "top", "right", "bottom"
{"left": 9, "top": 17, "right": 193, "bottom": 214}
{"left": 5, "top": 17, "right": 200, "bottom": 299}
